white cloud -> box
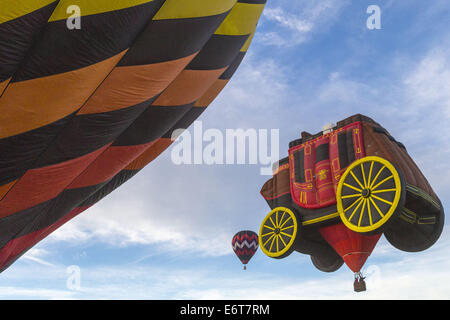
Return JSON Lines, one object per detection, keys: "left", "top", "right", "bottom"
{"left": 263, "top": 8, "right": 313, "bottom": 33}
{"left": 21, "top": 248, "right": 55, "bottom": 267}
{"left": 3, "top": 228, "right": 450, "bottom": 299}
{"left": 257, "top": 0, "right": 350, "bottom": 47}
{"left": 402, "top": 47, "right": 450, "bottom": 116}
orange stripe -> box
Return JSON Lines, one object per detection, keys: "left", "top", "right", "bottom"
{"left": 0, "top": 145, "right": 110, "bottom": 218}
{"left": 125, "top": 138, "right": 173, "bottom": 170}
{"left": 0, "top": 51, "right": 127, "bottom": 139}
{"left": 68, "top": 142, "right": 155, "bottom": 189}
{"left": 0, "top": 78, "right": 11, "bottom": 96}
{"left": 78, "top": 54, "right": 197, "bottom": 115}
{"left": 194, "top": 79, "right": 228, "bottom": 107}
{"left": 153, "top": 68, "right": 227, "bottom": 106}
{"left": 0, "top": 180, "right": 16, "bottom": 201}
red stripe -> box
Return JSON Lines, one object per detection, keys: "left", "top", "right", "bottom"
{"left": 0, "top": 146, "right": 109, "bottom": 218}
{"left": 67, "top": 141, "right": 155, "bottom": 189}
{"left": 0, "top": 206, "right": 91, "bottom": 270}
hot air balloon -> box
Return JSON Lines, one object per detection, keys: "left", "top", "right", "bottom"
{"left": 258, "top": 114, "right": 445, "bottom": 292}
{"left": 232, "top": 230, "right": 259, "bottom": 270}
{"left": 0, "top": 0, "right": 266, "bottom": 272}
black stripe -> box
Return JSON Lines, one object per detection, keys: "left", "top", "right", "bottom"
{"left": 0, "top": 199, "right": 55, "bottom": 249}
{"left": 0, "top": 2, "right": 58, "bottom": 83}
{"left": 346, "top": 130, "right": 355, "bottom": 164}
{"left": 113, "top": 104, "right": 193, "bottom": 146}
{"left": 220, "top": 51, "right": 246, "bottom": 80}
{"left": 12, "top": 1, "right": 164, "bottom": 82}
{"left": 186, "top": 34, "right": 249, "bottom": 70}
{"left": 315, "top": 143, "right": 329, "bottom": 163}
{"left": 293, "top": 149, "right": 305, "bottom": 183}
{"left": 278, "top": 156, "right": 289, "bottom": 166}
{"left": 162, "top": 107, "right": 206, "bottom": 138}
{"left": 0, "top": 183, "right": 106, "bottom": 250}
{"left": 34, "top": 98, "right": 155, "bottom": 168}
{"left": 0, "top": 113, "right": 75, "bottom": 186}
{"left": 80, "top": 169, "right": 138, "bottom": 207}
{"left": 338, "top": 131, "right": 355, "bottom": 169}
{"left": 118, "top": 12, "right": 230, "bottom": 67}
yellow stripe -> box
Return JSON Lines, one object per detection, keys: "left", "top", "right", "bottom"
{"left": 154, "top": 0, "right": 237, "bottom": 20}
{"left": 0, "top": 0, "right": 56, "bottom": 24}
{"left": 215, "top": 2, "right": 265, "bottom": 36}
{"left": 49, "top": 0, "right": 154, "bottom": 22}
{"left": 302, "top": 212, "right": 340, "bottom": 226}
{"left": 241, "top": 31, "right": 256, "bottom": 52}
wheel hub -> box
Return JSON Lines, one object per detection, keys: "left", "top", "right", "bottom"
{"left": 361, "top": 188, "right": 371, "bottom": 198}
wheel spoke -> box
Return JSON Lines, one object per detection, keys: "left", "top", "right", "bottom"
{"left": 350, "top": 170, "right": 365, "bottom": 190}
{"left": 361, "top": 163, "right": 368, "bottom": 188}
{"left": 343, "top": 183, "right": 362, "bottom": 193}
{"left": 281, "top": 225, "right": 294, "bottom": 231}
{"left": 279, "top": 216, "right": 292, "bottom": 229}
{"left": 280, "top": 231, "right": 293, "bottom": 238}
{"left": 276, "top": 236, "right": 279, "bottom": 252}
{"left": 367, "top": 161, "right": 374, "bottom": 187}
{"left": 279, "top": 235, "right": 287, "bottom": 247}
{"left": 269, "top": 236, "right": 276, "bottom": 252}
{"left": 369, "top": 197, "right": 385, "bottom": 218}
{"left": 369, "top": 165, "right": 386, "bottom": 188}
{"left": 269, "top": 216, "right": 276, "bottom": 229}
{"left": 367, "top": 198, "right": 373, "bottom": 225}
{"left": 344, "top": 196, "right": 363, "bottom": 213}
{"left": 263, "top": 234, "right": 275, "bottom": 246}
{"left": 372, "top": 175, "right": 394, "bottom": 190}
{"left": 342, "top": 193, "right": 362, "bottom": 199}
{"left": 261, "top": 232, "right": 274, "bottom": 237}
{"left": 275, "top": 211, "right": 279, "bottom": 227}
{"left": 348, "top": 197, "right": 364, "bottom": 222}
{"left": 372, "top": 194, "right": 393, "bottom": 205}
{"left": 372, "top": 188, "right": 397, "bottom": 194}
{"left": 279, "top": 211, "right": 286, "bottom": 227}
{"left": 358, "top": 198, "right": 367, "bottom": 227}
{"left": 263, "top": 225, "right": 274, "bottom": 231}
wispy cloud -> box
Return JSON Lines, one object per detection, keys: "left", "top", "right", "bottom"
{"left": 3, "top": 228, "right": 449, "bottom": 299}
{"left": 257, "top": 0, "right": 350, "bottom": 47}
{"left": 21, "top": 248, "right": 55, "bottom": 267}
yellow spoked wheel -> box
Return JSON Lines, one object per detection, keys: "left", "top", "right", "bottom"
{"left": 259, "top": 207, "right": 299, "bottom": 259}
{"left": 337, "top": 156, "right": 405, "bottom": 233}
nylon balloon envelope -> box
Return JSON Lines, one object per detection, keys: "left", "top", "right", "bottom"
{"left": 0, "top": 0, "right": 266, "bottom": 272}
{"left": 232, "top": 230, "right": 259, "bottom": 270}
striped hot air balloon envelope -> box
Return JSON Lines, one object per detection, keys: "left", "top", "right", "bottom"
{"left": 232, "top": 230, "right": 259, "bottom": 270}
{"left": 0, "top": 0, "right": 267, "bottom": 272}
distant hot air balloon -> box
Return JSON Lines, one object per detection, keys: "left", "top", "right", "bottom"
{"left": 258, "top": 114, "right": 445, "bottom": 292}
{"left": 232, "top": 230, "right": 259, "bottom": 270}
{"left": 0, "top": 0, "right": 267, "bottom": 272}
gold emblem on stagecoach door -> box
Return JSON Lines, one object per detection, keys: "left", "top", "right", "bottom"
{"left": 318, "top": 169, "right": 328, "bottom": 181}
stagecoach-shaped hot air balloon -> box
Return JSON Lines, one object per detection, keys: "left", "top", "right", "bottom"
{"left": 258, "top": 114, "right": 445, "bottom": 291}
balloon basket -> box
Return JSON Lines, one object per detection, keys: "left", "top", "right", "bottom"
{"left": 353, "top": 272, "right": 366, "bottom": 292}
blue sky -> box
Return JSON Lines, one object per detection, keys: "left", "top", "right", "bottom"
{"left": 1, "top": 0, "right": 450, "bottom": 299}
